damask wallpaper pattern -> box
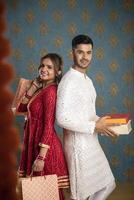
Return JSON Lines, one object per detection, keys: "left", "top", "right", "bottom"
{"left": 6, "top": 0, "right": 134, "bottom": 182}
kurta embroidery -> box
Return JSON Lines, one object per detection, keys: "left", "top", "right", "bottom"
{"left": 56, "top": 68, "right": 114, "bottom": 200}
{"left": 18, "top": 84, "right": 69, "bottom": 188}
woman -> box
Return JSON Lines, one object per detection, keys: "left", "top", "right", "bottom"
{"left": 17, "top": 53, "right": 69, "bottom": 199}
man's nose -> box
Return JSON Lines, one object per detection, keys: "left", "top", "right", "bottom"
{"left": 83, "top": 54, "right": 88, "bottom": 59}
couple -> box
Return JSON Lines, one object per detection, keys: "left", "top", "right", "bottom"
{"left": 17, "top": 35, "right": 117, "bottom": 200}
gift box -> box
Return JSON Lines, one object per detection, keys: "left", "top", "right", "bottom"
{"left": 106, "top": 114, "right": 132, "bottom": 135}
{"left": 105, "top": 114, "right": 130, "bottom": 124}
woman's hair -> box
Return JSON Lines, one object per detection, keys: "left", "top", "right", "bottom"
{"left": 38, "top": 53, "right": 63, "bottom": 84}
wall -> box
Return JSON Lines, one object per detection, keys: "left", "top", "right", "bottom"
{"left": 6, "top": 0, "right": 134, "bottom": 182}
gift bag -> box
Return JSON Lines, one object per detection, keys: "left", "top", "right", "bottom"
{"left": 12, "top": 78, "right": 32, "bottom": 115}
{"left": 21, "top": 174, "right": 60, "bottom": 200}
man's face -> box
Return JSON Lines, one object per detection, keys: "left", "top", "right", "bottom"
{"left": 72, "top": 44, "right": 93, "bottom": 69}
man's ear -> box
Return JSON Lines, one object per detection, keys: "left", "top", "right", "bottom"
{"left": 69, "top": 50, "right": 73, "bottom": 60}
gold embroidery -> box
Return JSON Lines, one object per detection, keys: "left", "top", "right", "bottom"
{"left": 109, "top": 35, "right": 119, "bottom": 47}
{"left": 109, "top": 83, "right": 119, "bottom": 96}
{"left": 40, "top": 22, "right": 49, "bottom": 35}
{"left": 94, "top": 22, "right": 105, "bottom": 35}
{"left": 96, "top": 96, "right": 105, "bottom": 108}
{"left": 95, "top": 48, "right": 104, "bottom": 60}
{"left": 68, "top": 23, "right": 77, "bottom": 35}
{"left": 67, "top": 0, "right": 77, "bottom": 8}
{"left": 27, "top": 60, "right": 36, "bottom": 73}
{"left": 12, "top": 48, "right": 22, "bottom": 60}
{"left": 81, "top": 9, "right": 90, "bottom": 23}
{"left": 110, "top": 155, "right": 120, "bottom": 167}
{"left": 39, "top": 0, "right": 48, "bottom": 10}
{"left": 109, "top": 60, "right": 119, "bottom": 72}
{"left": 26, "top": 36, "right": 36, "bottom": 48}
{"left": 54, "top": 36, "right": 63, "bottom": 48}
{"left": 25, "top": 10, "right": 35, "bottom": 23}
{"left": 53, "top": 11, "right": 63, "bottom": 23}
{"left": 109, "top": 11, "right": 118, "bottom": 22}
{"left": 95, "top": 72, "right": 105, "bottom": 85}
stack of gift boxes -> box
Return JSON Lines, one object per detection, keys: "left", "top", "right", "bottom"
{"left": 105, "top": 114, "right": 132, "bottom": 135}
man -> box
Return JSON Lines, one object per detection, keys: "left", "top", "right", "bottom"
{"left": 56, "top": 35, "right": 117, "bottom": 200}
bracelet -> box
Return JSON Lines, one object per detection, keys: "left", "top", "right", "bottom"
{"left": 37, "top": 155, "right": 45, "bottom": 161}
{"left": 39, "top": 143, "right": 50, "bottom": 149}
{"left": 32, "top": 82, "right": 39, "bottom": 89}
{"left": 25, "top": 91, "right": 32, "bottom": 100}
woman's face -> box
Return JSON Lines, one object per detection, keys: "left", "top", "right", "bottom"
{"left": 39, "top": 58, "right": 56, "bottom": 83}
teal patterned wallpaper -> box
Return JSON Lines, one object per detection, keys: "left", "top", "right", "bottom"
{"left": 6, "top": 0, "right": 134, "bottom": 182}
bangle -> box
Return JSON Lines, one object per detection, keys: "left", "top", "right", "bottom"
{"left": 37, "top": 155, "right": 45, "bottom": 161}
{"left": 25, "top": 91, "right": 32, "bottom": 100}
{"left": 32, "top": 82, "right": 39, "bottom": 89}
{"left": 39, "top": 143, "right": 50, "bottom": 149}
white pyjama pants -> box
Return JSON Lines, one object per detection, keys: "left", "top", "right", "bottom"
{"left": 87, "top": 180, "right": 116, "bottom": 200}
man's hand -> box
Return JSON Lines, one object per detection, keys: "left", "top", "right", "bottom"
{"left": 32, "top": 159, "right": 45, "bottom": 172}
{"left": 95, "top": 116, "right": 118, "bottom": 137}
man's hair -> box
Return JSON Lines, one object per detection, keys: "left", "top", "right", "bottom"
{"left": 72, "top": 34, "right": 93, "bottom": 49}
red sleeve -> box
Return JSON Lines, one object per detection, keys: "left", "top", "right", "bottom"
{"left": 40, "top": 87, "right": 57, "bottom": 145}
{"left": 17, "top": 103, "right": 28, "bottom": 112}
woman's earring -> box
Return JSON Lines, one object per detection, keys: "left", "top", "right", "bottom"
{"left": 38, "top": 69, "right": 41, "bottom": 76}
{"left": 58, "top": 71, "right": 61, "bottom": 75}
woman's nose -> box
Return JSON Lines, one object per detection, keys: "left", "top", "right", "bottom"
{"left": 41, "top": 66, "right": 47, "bottom": 71}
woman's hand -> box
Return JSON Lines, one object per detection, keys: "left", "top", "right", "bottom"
{"left": 32, "top": 159, "right": 45, "bottom": 172}
{"left": 32, "top": 146, "right": 48, "bottom": 172}
{"left": 32, "top": 76, "right": 43, "bottom": 90}
{"left": 25, "top": 76, "right": 43, "bottom": 99}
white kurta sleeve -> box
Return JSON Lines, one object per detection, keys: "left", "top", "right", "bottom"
{"left": 56, "top": 78, "right": 96, "bottom": 134}
{"left": 94, "top": 115, "right": 100, "bottom": 121}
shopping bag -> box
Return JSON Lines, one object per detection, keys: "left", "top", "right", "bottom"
{"left": 21, "top": 174, "right": 60, "bottom": 200}
{"left": 12, "top": 78, "right": 32, "bottom": 115}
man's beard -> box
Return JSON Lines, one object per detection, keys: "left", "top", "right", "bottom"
{"left": 74, "top": 58, "right": 90, "bottom": 69}
{"left": 80, "top": 59, "right": 90, "bottom": 67}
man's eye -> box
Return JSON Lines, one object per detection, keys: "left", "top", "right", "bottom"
{"left": 77, "top": 51, "right": 83, "bottom": 54}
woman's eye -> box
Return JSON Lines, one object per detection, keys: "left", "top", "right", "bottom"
{"left": 47, "top": 65, "right": 53, "bottom": 69}
{"left": 48, "top": 65, "right": 53, "bottom": 69}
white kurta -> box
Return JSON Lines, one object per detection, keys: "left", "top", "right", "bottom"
{"left": 56, "top": 68, "right": 114, "bottom": 200}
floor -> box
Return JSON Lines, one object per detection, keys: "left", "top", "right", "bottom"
{"left": 64, "top": 183, "right": 134, "bottom": 200}
{"left": 108, "top": 183, "right": 134, "bottom": 200}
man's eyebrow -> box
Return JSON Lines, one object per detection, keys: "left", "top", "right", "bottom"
{"left": 76, "top": 49, "right": 83, "bottom": 51}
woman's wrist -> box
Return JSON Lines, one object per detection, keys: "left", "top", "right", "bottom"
{"left": 36, "top": 155, "right": 45, "bottom": 161}
{"left": 39, "top": 143, "right": 50, "bottom": 149}
{"left": 28, "top": 84, "right": 38, "bottom": 94}
{"left": 32, "top": 77, "right": 43, "bottom": 90}
{"left": 32, "top": 81, "right": 40, "bottom": 89}
{"left": 38, "top": 143, "right": 49, "bottom": 161}
{"left": 24, "top": 84, "right": 37, "bottom": 99}
{"left": 25, "top": 91, "right": 32, "bottom": 100}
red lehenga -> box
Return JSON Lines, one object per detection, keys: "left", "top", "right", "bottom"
{"left": 17, "top": 84, "right": 69, "bottom": 199}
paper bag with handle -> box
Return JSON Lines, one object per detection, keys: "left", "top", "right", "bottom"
{"left": 21, "top": 174, "right": 60, "bottom": 200}
{"left": 12, "top": 78, "right": 32, "bottom": 115}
